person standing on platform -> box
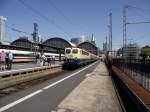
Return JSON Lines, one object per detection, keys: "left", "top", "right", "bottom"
{"left": 0, "top": 51, "right": 6, "bottom": 71}
{"left": 0, "top": 52, "right": 2, "bottom": 71}
{"left": 47, "top": 56, "right": 51, "bottom": 66}
{"left": 36, "top": 53, "right": 40, "bottom": 65}
{"left": 41, "top": 53, "right": 46, "bottom": 66}
{"left": 8, "top": 51, "right": 13, "bottom": 70}
{"left": 52, "top": 56, "right": 55, "bottom": 65}
{"left": 5, "top": 52, "right": 9, "bottom": 69}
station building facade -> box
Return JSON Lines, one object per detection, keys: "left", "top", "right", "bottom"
{"left": 42, "top": 37, "right": 71, "bottom": 49}
{"left": 11, "top": 37, "right": 33, "bottom": 49}
{"left": 10, "top": 37, "right": 72, "bottom": 53}
{"left": 123, "top": 43, "right": 140, "bottom": 59}
{"left": 2, "top": 36, "right": 99, "bottom": 55}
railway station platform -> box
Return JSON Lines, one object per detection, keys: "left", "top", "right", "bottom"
{"left": 52, "top": 62, "right": 123, "bottom": 112}
{"left": 0, "top": 61, "right": 62, "bottom": 90}
{"left": 0, "top": 61, "right": 62, "bottom": 73}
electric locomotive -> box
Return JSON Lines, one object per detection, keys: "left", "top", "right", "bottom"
{"left": 63, "top": 47, "right": 98, "bottom": 70}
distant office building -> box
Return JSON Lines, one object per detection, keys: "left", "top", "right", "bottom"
{"left": 86, "top": 34, "right": 96, "bottom": 45}
{"left": 103, "top": 43, "right": 109, "bottom": 52}
{"left": 70, "top": 36, "right": 85, "bottom": 45}
{"left": 123, "top": 43, "right": 140, "bottom": 59}
{"left": 0, "top": 16, "right": 7, "bottom": 43}
{"left": 71, "top": 35, "right": 96, "bottom": 45}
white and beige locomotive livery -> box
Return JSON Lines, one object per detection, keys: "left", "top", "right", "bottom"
{"left": 63, "top": 47, "right": 98, "bottom": 69}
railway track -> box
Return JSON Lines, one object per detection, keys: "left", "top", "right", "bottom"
{"left": 0, "top": 62, "right": 95, "bottom": 98}
{"left": 0, "top": 65, "right": 63, "bottom": 89}
{"left": 0, "top": 65, "right": 64, "bottom": 95}
{"left": 0, "top": 69, "right": 68, "bottom": 97}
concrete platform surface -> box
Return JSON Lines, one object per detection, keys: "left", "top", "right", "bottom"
{"left": 52, "top": 62, "right": 122, "bottom": 112}
{"left": 0, "top": 61, "right": 61, "bottom": 73}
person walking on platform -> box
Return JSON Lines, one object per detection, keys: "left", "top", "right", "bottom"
{"left": 8, "top": 51, "right": 13, "bottom": 70}
{"left": 0, "top": 51, "right": 6, "bottom": 71}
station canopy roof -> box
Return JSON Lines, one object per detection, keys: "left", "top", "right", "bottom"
{"left": 42, "top": 37, "right": 72, "bottom": 49}
{"left": 77, "top": 41, "right": 98, "bottom": 55}
{"left": 11, "top": 37, "right": 33, "bottom": 48}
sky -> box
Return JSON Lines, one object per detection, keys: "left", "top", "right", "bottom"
{"left": 1, "top": 0, "right": 150, "bottom": 49}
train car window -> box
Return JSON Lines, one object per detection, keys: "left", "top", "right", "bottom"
{"left": 72, "top": 49, "right": 78, "bottom": 54}
{"left": 66, "top": 49, "right": 71, "bottom": 54}
{"left": 86, "top": 52, "right": 89, "bottom": 55}
{"left": 82, "top": 50, "right": 89, "bottom": 56}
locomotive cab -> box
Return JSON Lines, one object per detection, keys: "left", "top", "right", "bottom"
{"left": 63, "top": 48, "right": 80, "bottom": 69}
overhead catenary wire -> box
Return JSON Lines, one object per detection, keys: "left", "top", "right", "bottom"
{"left": 127, "top": 21, "right": 150, "bottom": 25}
{"left": 48, "top": 0, "right": 74, "bottom": 27}
{"left": 6, "top": 24, "right": 30, "bottom": 35}
{"left": 17, "top": 0, "right": 70, "bottom": 37}
{"left": 126, "top": 5, "right": 150, "bottom": 23}
{"left": 123, "top": 5, "right": 150, "bottom": 45}
{"left": 48, "top": 0, "right": 92, "bottom": 36}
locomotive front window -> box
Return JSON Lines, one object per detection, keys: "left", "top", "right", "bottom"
{"left": 66, "top": 49, "right": 71, "bottom": 54}
{"left": 72, "top": 49, "right": 78, "bottom": 54}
